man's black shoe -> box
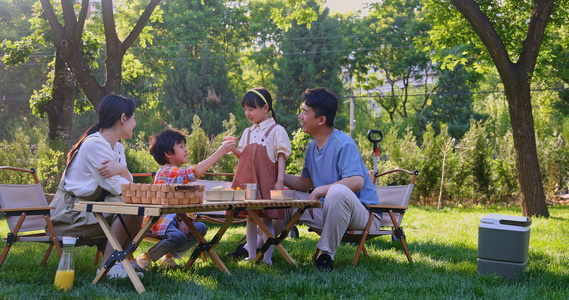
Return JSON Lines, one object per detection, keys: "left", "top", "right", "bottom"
{"left": 315, "top": 254, "right": 333, "bottom": 271}
{"left": 230, "top": 242, "right": 248, "bottom": 259}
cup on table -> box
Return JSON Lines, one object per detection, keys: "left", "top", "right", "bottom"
{"left": 245, "top": 183, "right": 258, "bottom": 200}
{"left": 223, "top": 136, "right": 237, "bottom": 155}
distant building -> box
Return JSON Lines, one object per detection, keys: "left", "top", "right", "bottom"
{"left": 343, "top": 65, "right": 437, "bottom": 118}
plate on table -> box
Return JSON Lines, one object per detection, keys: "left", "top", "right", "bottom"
{"left": 270, "top": 190, "right": 296, "bottom": 200}
{"left": 205, "top": 190, "right": 246, "bottom": 201}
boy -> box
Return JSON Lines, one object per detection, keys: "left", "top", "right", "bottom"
{"left": 135, "top": 129, "right": 235, "bottom": 269}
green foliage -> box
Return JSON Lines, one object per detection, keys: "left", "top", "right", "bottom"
{"left": 0, "top": 132, "right": 32, "bottom": 183}
{"left": 273, "top": 2, "right": 344, "bottom": 133}
{"left": 536, "top": 132, "right": 569, "bottom": 202}
{"left": 363, "top": 119, "right": 530, "bottom": 208}
{"left": 270, "top": 0, "right": 322, "bottom": 31}
{"left": 124, "top": 130, "right": 159, "bottom": 176}
{"left": 0, "top": 1, "right": 46, "bottom": 136}
{"left": 34, "top": 132, "right": 66, "bottom": 192}
{"left": 416, "top": 125, "right": 446, "bottom": 205}
{"left": 237, "top": 0, "right": 282, "bottom": 93}
{"left": 422, "top": 0, "right": 532, "bottom": 71}
{"left": 458, "top": 121, "right": 492, "bottom": 204}
{"left": 1, "top": 38, "right": 33, "bottom": 64}
{"left": 181, "top": 114, "right": 238, "bottom": 178}
{"left": 125, "top": 113, "right": 240, "bottom": 181}
{"left": 0, "top": 124, "right": 64, "bottom": 193}
{"left": 2, "top": 0, "right": 100, "bottom": 130}
{"left": 285, "top": 128, "right": 311, "bottom": 175}
{"left": 417, "top": 60, "right": 484, "bottom": 140}
{"left": 488, "top": 130, "right": 519, "bottom": 202}
{"left": 1, "top": 0, "right": 569, "bottom": 210}
{"left": 374, "top": 127, "right": 424, "bottom": 203}
{"left": 206, "top": 113, "right": 239, "bottom": 178}
{"left": 346, "top": 0, "right": 433, "bottom": 122}
{"left": 137, "top": 0, "right": 238, "bottom": 137}
{"left": 184, "top": 115, "right": 209, "bottom": 166}
{"left": 29, "top": 59, "right": 54, "bottom": 118}
{"left": 472, "top": 71, "right": 511, "bottom": 138}
{"left": 542, "top": 24, "right": 569, "bottom": 114}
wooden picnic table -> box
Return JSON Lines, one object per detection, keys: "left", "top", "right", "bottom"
{"left": 74, "top": 199, "right": 321, "bottom": 293}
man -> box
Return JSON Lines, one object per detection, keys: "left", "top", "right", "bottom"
{"left": 284, "top": 87, "right": 381, "bottom": 271}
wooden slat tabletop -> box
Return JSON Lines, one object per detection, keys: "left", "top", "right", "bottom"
{"left": 75, "top": 200, "right": 321, "bottom": 216}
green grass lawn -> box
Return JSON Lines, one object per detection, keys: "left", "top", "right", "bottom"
{"left": 1, "top": 206, "right": 568, "bottom": 299}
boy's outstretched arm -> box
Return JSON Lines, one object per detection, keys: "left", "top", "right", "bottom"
{"left": 194, "top": 141, "right": 235, "bottom": 177}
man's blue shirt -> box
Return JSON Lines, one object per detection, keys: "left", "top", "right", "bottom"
{"left": 301, "top": 129, "right": 379, "bottom": 205}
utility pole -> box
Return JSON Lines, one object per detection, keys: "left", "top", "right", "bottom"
{"left": 349, "top": 95, "right": 355, "bottom": 137}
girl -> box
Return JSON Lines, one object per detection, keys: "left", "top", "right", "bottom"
{"left": 230, "top": 87, "right": 291, "bottom": 264}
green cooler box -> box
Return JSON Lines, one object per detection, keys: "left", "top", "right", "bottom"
{"left": 477, "top": 214, "right": 531, "bottom": 279}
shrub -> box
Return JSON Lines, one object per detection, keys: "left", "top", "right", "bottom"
{"left": 207, "top": 113, "right": 239, "bottom": 179}
{"left": 125, "top": 131, "right": 159, "bottom": 183}
{"left": 286, "top": 128, "right": 311, "bottom": 176}
{"left": 0, "top": 126, "right": 64, "bottom": 193}
{"left": 489, "top": 130, "right": 519, "bottom": 205}
{"left": 456, "top": 120, "right": 492, "bottom": 205}
{"left": 413, "top": 125, "right": 443, "bottom": 205}
{"left": 376, "top": 127, "right": 425, "bottom": 204}
{"left": 537, "top": 132, "right": 568, "bottom": 203}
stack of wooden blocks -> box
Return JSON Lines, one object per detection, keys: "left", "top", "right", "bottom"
{"left": 121, "top": 183, "right": 204, "bottom": 205}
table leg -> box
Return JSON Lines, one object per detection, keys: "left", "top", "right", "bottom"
{"left": 179, "top": 213, "right": 235, "bottom": 275}
{"left": 92, "top": 212, "right": 153, "bottom": 294}
{"left": 248, "top": 206, "right": 308, "bottom": 265}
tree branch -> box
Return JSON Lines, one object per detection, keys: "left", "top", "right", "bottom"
{"left": 39, "top": 0, "right": 64, "bottom": 41}
{"left": 520, "top": 0, "right": 554, "bottom": 73}
{"left": 449, "top": 0, "right": 512, "bottom": 72}
{"left": 101, "top": 0, "right": 120, "bottom": 52}
{"left": 76, "top": 0, "right": 91, "bottom": 40}
{"left": 61, "top": 0, "right": 77, "bottom": 30}
{"left": 123, "top": 0, "right": 162, "bottom": 50}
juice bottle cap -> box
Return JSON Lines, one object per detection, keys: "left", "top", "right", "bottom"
{"left": 62, "top": 237, "right": 76, "bottom": 245}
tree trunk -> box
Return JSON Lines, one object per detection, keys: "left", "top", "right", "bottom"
{"left": 46, "top": 50, "right": 76, "bottom": 148}
{"left": 40, "top": 0, "right": 107, "bottom": 110}
{"left": 502, "top": 68, "right": 549, "bottom": 217}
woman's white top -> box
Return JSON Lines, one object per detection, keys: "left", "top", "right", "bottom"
{"left": 64, "top": 132, "right": 130, "bottom": 196}
{"left": 237, "top": 118, "right": 291, "bottom": 163}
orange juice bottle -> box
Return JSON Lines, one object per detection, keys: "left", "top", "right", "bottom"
{"left": 54, "top": 237, "right": 76, "bottom": 291}
{"left": 54, "top": 270, "right": 75, "bottom": 291}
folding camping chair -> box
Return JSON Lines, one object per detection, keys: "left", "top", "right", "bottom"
{"left": 311, "top": 168, "right": 418, "bottom": 265}
{"left": 0, "top": 166, "right": 63, "bottom": 268}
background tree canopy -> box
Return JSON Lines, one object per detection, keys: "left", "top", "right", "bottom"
{"left": 1, "top": 0, "right": 569, "bottom": 217}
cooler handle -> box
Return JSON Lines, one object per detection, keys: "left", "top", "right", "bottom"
{"left": 499, "top": 218, "right": 532, "bottom": 227}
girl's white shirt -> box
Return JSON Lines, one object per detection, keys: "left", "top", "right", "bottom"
{"left": 237, "top": 118, "right": 292, "bottom": 163}
{"left": 64, "top": 131, "right": 130, "bottom": 196}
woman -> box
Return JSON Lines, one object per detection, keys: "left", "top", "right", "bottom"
{"left": 50, "top": 94, "right": 142, "bottom": 279}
